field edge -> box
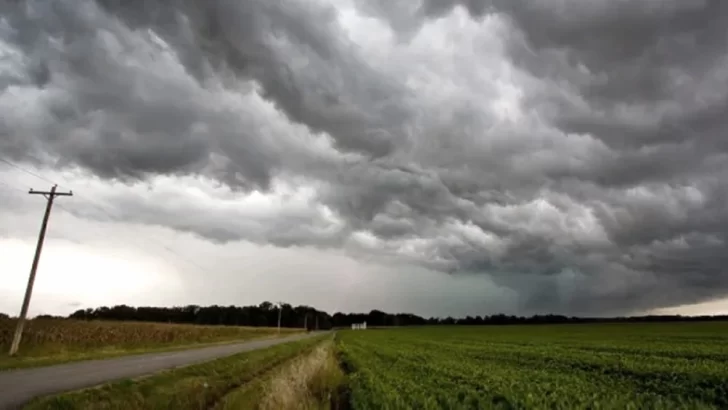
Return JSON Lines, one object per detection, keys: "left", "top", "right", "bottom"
{"left": 0, "top": 318, "right": 302, "bottom": 371}
{"left": 21, "top": 334, "right": 329, "bottom": 410}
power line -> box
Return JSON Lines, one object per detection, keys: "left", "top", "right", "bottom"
{"left": 52, "top": 201, "right": 203, "bottom": 278}
{"left": 57, "top": 194, "right": 211, "bottom": 274}
{"left": 0, "top": 179, "right": 29, "bottom": 194}
{"left": 0, "top": 157, "right": 211, "bottom": 275}
{"left": 53, "top": 191, "right": 210, "bottom": 274}
{"left": 0, "top": 157, "right": 59, "bottom": 186}
{"left": 0, "top": 179, "right": 149, "bottom": 263}
{"left": 47, "top": 159, "right": 218, "bottom": 275}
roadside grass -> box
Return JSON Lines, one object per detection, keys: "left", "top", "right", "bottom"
{"left": 216, "top": 337, "right": 347, "bottom": 410}
{"left": 0, "top": 318, "right": 300, "bottom": 370}
{"left": 23, "top": 334, "right": 328, "bottom": 410}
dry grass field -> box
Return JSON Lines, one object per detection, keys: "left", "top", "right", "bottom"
{"left": 0, "top": 318, "right": 300, "bottom": 369}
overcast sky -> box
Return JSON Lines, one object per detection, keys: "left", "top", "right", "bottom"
{"left": 1, "top": 0, "right": 728, "bottom": 318}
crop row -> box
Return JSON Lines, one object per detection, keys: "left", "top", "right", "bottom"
{"left": 0, "top": 318, "right": 295, "bottom": 356}
{"left": 338, "top": 323, "right": 728, "bottom": 409}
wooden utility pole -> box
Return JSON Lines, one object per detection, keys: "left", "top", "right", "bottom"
{"left": 304, "top": 314, "right": 308, "bottom": 332}
{"left": 277, "top": 302, "right": 283, "bottom": 334}
{"left": 9, "top": 185, "right": 72, "bottom": 356}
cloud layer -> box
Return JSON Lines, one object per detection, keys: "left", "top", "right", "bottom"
{"left": 2, "top": 0, "right": 727, "bottom": 315}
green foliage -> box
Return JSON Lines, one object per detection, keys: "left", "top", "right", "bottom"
{"left": 68, "top": 303, "right": 334, "bottom": 330}
{"left": 338, "top": 323, "right": 728, "bottom": 409}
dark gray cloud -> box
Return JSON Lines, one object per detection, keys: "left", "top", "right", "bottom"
{"left": 2, "top": 0, "right": 728, "bottom": 316}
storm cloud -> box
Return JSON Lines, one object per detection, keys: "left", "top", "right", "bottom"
{"left": 1, "top": 0, "right": 727, "bottom": 315}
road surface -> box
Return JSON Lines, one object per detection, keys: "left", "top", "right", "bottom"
{"left": 0, "top": 332, "right": 325, "bottom": 409}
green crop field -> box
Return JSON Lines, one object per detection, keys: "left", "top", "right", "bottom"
{"left": 338, "top": 323, "right": 728, "bottom": 409}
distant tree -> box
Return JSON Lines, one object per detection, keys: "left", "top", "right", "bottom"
{"left": 442, "top": 316, "right": 456, "bottom": 325}
{"left": 63, "top": 302, "right": 728, "bottom": 329}
{"left": 35, "top": 314, "right": 65, "bottom": 320}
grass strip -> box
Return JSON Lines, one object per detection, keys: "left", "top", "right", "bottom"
{"left": 217, "top": 336, "right": 348, "bottom": 410}
{"left": 23, "top": 335, "right": 327, "bottom": 410}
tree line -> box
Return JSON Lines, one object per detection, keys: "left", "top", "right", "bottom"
{"left": 33, "top": 303, "right": 727, "bottom": 329}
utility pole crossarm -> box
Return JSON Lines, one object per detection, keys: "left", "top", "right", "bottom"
{"left": 29, "top": 187, "right": 73, "bottom": 196}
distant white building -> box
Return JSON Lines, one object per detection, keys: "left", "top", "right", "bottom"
{"left": 351, "top": 321, "right": 367, "bottom": 330}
